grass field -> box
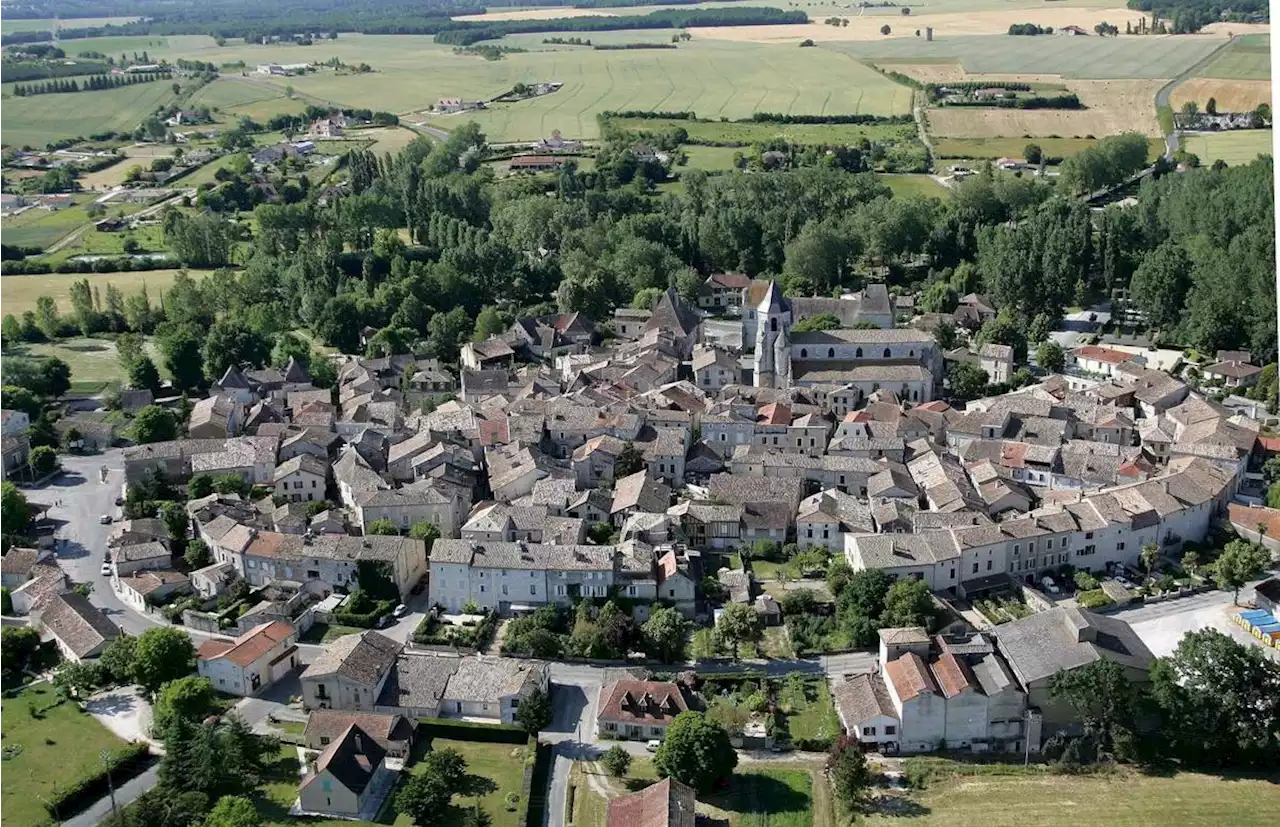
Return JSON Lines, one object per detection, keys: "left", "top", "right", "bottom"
{"left": 52, "top": 34, "right": 913, "bottom": 142}
{"left": 1198, "top": 32, "right": 1271, "bottom": 79}
{"left": 928, "top": 78, "right": 1164, "bottom": 138}
{"left": 2, "top": 198, "right": 106, "bottom": 249}
{"left": 2, "top": 81, "right": 180, "bottom": 147}
{"left": 827, "top": 34, "right": 1223, "bottom": 79}
{"left": 1, "top": 683, "right": 133, "bottom": 827}
{"left": 933, "top": 135, "right": 1166, "bottom": 160}
{"left": 399, "top": 738, "right": 531, "bottom": 827}
{"left": 1170, "top": 78, "right": 1271, "bottom": 112}
{"left": 610, "top": 116, "right": 915, "bottom": 145}
{"left": 1, "top": 268, "right": 215, "bottom": 316}
{"left": 43, "top": 222, "right": 169, "bottom": 264}
{"left": 681, "top": 144, "right": 742, "bottom": 170}
{"left": 882, "top": 173, "right": 949, "bottom": 198}
{"left": 186, "top": 78, "right": 311, "bottom": 123}
{"left": 5, "top": 338, "right": 131, "bottom": 388}
{"left": 1180, "top": 130, "right": 1273, "bottom": 166}
{"left": 572, "top": 759, "right": 827, "bottom": 827}
{"left": 863, "top": 763, "right": 1280, "bottom": 826}
{"left": 0, "top": 16, "right": 139, "bottom": 34}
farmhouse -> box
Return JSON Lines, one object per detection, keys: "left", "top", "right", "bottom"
{"left": 509, "top": 155, "right": 565, "bottom": 173}
{"left": 597, "top": 678, "right": 691, "bottom": 742}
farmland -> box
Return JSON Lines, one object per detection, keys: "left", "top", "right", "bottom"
{"left": 828, "top": 35, "right": 1225, "bottom": 79}
{"left": 932, "top": 135, "right": 1166, "bottom": 160}
{"left": 1169, "top": 34, "right": 1271, "bottom": 112}
{"left": 1, "top": 268, "right": 215, "bottom": 316}
{"left": 0, "top": 15, "right": 139, "bottom": 34}
{"left": 2, "top": 81, "right": 180, "bottom": 147}
{"left": 1180, "top": 130, "right": 1274, "bottom": 166}
{"left": 185, "top": 77, "right": 311, "bottom": 123}
{"left": 608, "top": 116, "right": 915, "bottom": 145}
{"left": 927, "top": 79, "right": 1166, "bottom": 139}
{"left": 1198, "top": 33, "right": 1271, "bottom": 79}
{"left": 861, "top": 762, "right": 1280, "bottom": 827}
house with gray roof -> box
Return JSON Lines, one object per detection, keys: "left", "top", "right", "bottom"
{"left": 301, "top": 631, "right": 403, "bottom": 711}
{"left": 34, "top": 592, "right": 120, "bottom": 661}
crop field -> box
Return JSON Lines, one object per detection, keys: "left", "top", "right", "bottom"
{"left": 933, "top": 135, "right": 1165, "bottom": 160}
{"left": 2, "top": 81, "right": 180, "bottom": 147}
{"left": 881, "top": 173, "right": 950, "bottom": 198}
{"left": 0, "top": 15, "right": 139, "bottom": 34}
{"left": 1170, "top": 79, "right": 1271, "bottom": 112}
{"left": 928, "top": 79, "right": 1165, "bottom": 138}
{"left": 1198, "top": 33, "right": 1271, "bottom": 79}
{"left": 186, "top": 78, "right": 311, "bottom": 123}
{"left": 49, "top": 34, "right": 912, "bottom": 142}
{"left": 1, "top": 197, "right": 130, "bottom": 249}
{"left": 1180, "top": 130, "right": 1274, "bottom": 166}
{"left": 826, "top": 34, "right": 1224, "bottom": 79}
{"left": 54, "top": 35, "right": 174, "bottom": 57}
{"left": 608, "top": 116, "right": 915, "bottom": 145}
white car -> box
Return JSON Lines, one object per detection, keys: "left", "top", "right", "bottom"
{"left": 645, "top": 740, "right": 661, "bottom": 752}
{"left": 1040, "top": 576, "right": 1061, "bottom": 595}
{"left": 393, "top": 603, "right": 409, "bottom": 618}
{"left": 99, "top": 514, "right": 113, "bottom": 525}
{"left": 100, "top": 563, "right": 113, "bottom": 577}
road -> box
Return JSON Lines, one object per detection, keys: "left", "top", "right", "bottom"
{"left": 1152, "top": 35, "right": 1242, "bottom": 160}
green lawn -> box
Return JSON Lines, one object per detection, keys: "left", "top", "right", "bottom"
{"left": 5, "top": 338, "right": 129, "bottom": 389}
{"left": 0, "top": 15, "right": 139, "bottom": 34}
{"left": 2, "top": 198, "right": 111, "bottom": 250}
{"left": 1180, "top": 130, "right": 1273, "bottom": 167}
{"left": 397, "top": 738, "right": 531, "bottom": 827}
{"left": 574, "top": 760, "right": 825, "bottom": 827}
{"left": 299, "top": 622, "right": 368, "bottom": 644}
{"left": 681, "top": 144, "right": 741, "bottom": 171}
{"left": 777, "top": 678, "right": 839, "bottom": 746}
{"left": 2, "top": 80, "right": 181, "bottom": 147}
{"left": 881, "top": 173, "right": 949, "bottom": 199}
{"left": 0, "top": 683, "right": 134, "bottom": 827}
{"left": 863, "top": 762, "right": 1280, "bottom": 826}
{"left": 42, "top": 222, "right": 169, "bottom": 264}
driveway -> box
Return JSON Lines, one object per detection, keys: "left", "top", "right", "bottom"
{"left": 1118, "top": 582, "right": 1279, "bottom": 662}
{"left": 85, "top": 686, "right": 160, "bottom": 748}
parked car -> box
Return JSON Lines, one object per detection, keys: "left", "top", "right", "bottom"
{"left": 100, "top": 563, "right": 113, "bottom": 577}
{"left": 1040, "top": 576, "right": 1061, "bottom": 595}
{"left": 114, "top": 496, "right": 126, "bottom": 506}
{"left": 375, "top": 614, "right": 394, "bottom": 629}
{"left": 393, "top": 603, "right": 409, "bottom": 618}
{"left": 645, "top": 740, "right": 661, "bottom": 752}
{"left": 99, "top": 514, "right": 113, "bottom": 524}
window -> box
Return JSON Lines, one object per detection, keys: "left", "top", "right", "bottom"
{"left": 972, "top": 562, "right": 979, "bottom": 574}
{"left": 320, "top": 736, "right": 331, "bottom": 745}
{"left": 1117, "top": 542, "right": 1126, "bottom": 551}
{"left": 770, "top": 318, "right": 777, "bottom": 332}
{"left": 1047, "top": 538, "right": 1054, "bottom": 549}
{"left": 856, "top": 348, "right": 863, "bottom": 358}
{"left": 862, "top": 726, "right": 876, "bottom": 736}
{"left": 531, "top": 585, "right": 537, "bottom": 595}
{"left": 828, "top": 348, "right": 835, "bottom": 358}
{"left": 986, "top": 560, "right": 993, "bottom": 571}
{"left": 885, "top": 725, "right": 897, "bottom": 735}
{"left": 883, "top": 348, "right": 891, "bottom": 358}
{"left": 801, "top": 349, "right": 808, "bottom": 358}
{"left": 479, "top": 585, "right": 485, "bottom": 593}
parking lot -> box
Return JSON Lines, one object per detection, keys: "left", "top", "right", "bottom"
{"left": 1116, "top": 583, "right": 1279, "bottom": 661}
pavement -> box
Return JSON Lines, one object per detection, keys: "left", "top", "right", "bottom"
{"left": 1047, "top": 304, "right": 1110, "bottom": 352}
{"left": 85, "top": 686, "right": 160, "bottom": 749}
{"left": 1116, "top": 580, "right": 1280, "bottom": 662}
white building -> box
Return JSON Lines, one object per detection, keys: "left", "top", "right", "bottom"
{"left": 197, "top": 620, "right": 299, "bottom": 696}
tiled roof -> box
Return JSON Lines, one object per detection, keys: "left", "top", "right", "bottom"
{"left": 198, "top": 620, "right": 295, "bottom": 668}
{"left": 597, "top": 679, "right": 689, "bottom": 726}
{"left": 885, "top": 651, "right": 938, "bottom": 702}
{"left": 38, "top": 592, "right": 120, "bottom": 658}
{"left": 606, "top": 777, "right": 696, "bottom": 827}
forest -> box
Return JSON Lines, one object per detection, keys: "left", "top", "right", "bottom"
{"left": 3, "top": 122, "right": 1273, "bottom": 401}
{"left": 1124, "top": 0, "right": 1268, "bottom": 31}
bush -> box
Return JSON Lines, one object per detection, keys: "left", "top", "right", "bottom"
{"left": 416, "top": 718, "right": 530, "bottom": 744}
{"left": 1077, "top": 589, "right": 1112, "bottom": 609}
{"left": 44, "top": 741, "right": 152, "bottom": 816}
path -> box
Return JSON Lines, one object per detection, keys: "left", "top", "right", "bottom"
{"left": 911, "top": 91, "right": 935, "bottom": 170}
{"left": 61, "top": 765, "right": 159, "bottom": 827}
{"left": 1153, "top": 34, "right": 1242, "bottom": 160}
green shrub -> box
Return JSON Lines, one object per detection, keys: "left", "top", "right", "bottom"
{"left": 1077, "top": 589, "right": 1112, "bottom": 609}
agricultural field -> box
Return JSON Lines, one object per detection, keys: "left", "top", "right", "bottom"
{"left": 0, "top": 15, "right": 139, "bottom": 34}
{"left": 932, "top": 135, "right": 1166, "bottom": 160}
{"left": 185, "top": 77, "right": 311, "bottom": 123}
{"left": 828, "top": 34, "right": 1225, "bottom": 79}
{"left": 1169, "top": 34, "right": 1271, "bottom": 112}
{"left": 76, "top": 145, "right": 178, "bottom": 190}
{"left": 681, "top": 144, "right": 743, "bottom": 170}
{"left": 881, "top": 173, "right": 950, "bottom": 198}
{"left": 861, "top": 761, "right": 1280, "bottom": 827}
{"left": 1180, "top": 130, "right": 1274, "bottom": 166}
{"left": 1, "top": 80, "right": 180, "bottom": 147}
{"left": 1198, "top": 32, "right": 1271, "bottom": 79}
{"left": 1, "top": 268, "right": 214, "bottom": 316}
{"left": 50, "top": 34, "right": 912, "bottom": 142}
{"left": 609, "top": 116, "right": 914, "bottom": 145}
{"left": 927, "top": 79, "right": 1166, "bottom": 138}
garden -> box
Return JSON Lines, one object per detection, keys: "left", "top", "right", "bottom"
{"left": 699, "top": 672, "right": 841, "bottom": 752}
{"left": 412, "top": 607, "right": 497, "bottom": 650}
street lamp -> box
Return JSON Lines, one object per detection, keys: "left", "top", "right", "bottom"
{"left": 102, "top": 749, "right": 118, "bottom": 818}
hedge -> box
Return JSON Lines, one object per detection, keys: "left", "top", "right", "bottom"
{"left": 334, "top": 598, "right": 395, "bottom": 628}
{"left": 417, "top": 717, "right": 529, "bottom": 744}
{"left": 525, "top": 743, "right": 554, "bottom": 827}
{"left": 44, "top": 741, "right": 153, "bottom": 817}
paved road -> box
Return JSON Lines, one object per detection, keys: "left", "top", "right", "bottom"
{"left": 61, "top": 764, "right": 159, "bottom": 827}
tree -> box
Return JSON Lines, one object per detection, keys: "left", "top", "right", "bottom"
{"left": 880, "top": 23, "right": 891, "bottom": 34}
{"left": 134, "top": 626, "right": 196, "bottom": 694}
{"left": 1, "top": 626, "right": 40, "bottom": 680}
{"left": 1074, "top": 570, "right": 1099, "bottom": 591}
{"left": 947, "top": 361, "right": 989, "bottom": 400}
{"left": 1050, "top": 659, "right": 1139, "bottom": 757}
{"left": 792, "top": 313, "right": 843, "bottom": 332}
{"left": 134, "top": 405, "right": 179, "bottom": 444}
{"left": 716, "top": 602, "right": 761, "bottom": 659}
{"left": 472, "top": 306, "right": 506, "bottom": 341}
{"left": 128, "top": 356, "right": 162, "bottom": 393}
{"left": 203, "top": 795, "right": 262, "bottom": 827}
{"left": 828, "top": 739, "right": 872, "bottom": 805}
{"left": 366, "top": 518, "right": 400, "bottom": 536}
{"left": 156, "top": 323, "right": 206, "bottom": 391}
{"left": 615, "top": 442, "right": 643, "bottom": 477}
{"left": 1149, "top": 628, "right": 1280, "bottom": 769}
{"left": 28, "top": 444, "right": 58, "bottom": 477}
{"left": 1129, "top": 241, "right": 1191, "bottom": 331}
{"left": 1204, "top": 97, "right": 1217, "bottom": 115}
{"left": 1, "top": 481, "right": 30, "bottom": 537}
{"left": 155, "top": 676, "right": 216, "bottom": 731}
{"left": 603, "top": 744, "right": 632, "bottom": 777}
{"left": 185, "top": 539, "right": 212, "bottom": 569}
{"left": 38, "top": 357, "right": 71, "bottom": 398}
{"left": 1023, "top": 143, "right": 1043, "bottom": 166}
{"left": 1139, "top": 542, "right": 1160, "bottom": 576}
{"left": 53, "top": 660, "right": 106, "bottom": 696}
{"left": 2, "top": 385, "right": 43, "bottom": 419}
{"left": 643, "top": 606, "right": 689, "bottom": 663}
{"left": 202, "top": 319, "right": 270, "bottom": 382}
{"left": 880, "top": 578, "right": 936, "bottom": 628}
{"left": 515, "top": 686, "right": 551, "bottom": 734}
{"left": 653, "top": 711, "right": 738, "bottom": 792}
{"left": 408, "top": 520, "right": 440, "bottom": 550}
{"left": 397, "top": 747, "right": 468, "bottom": 823}
{"left": 189, "top": 473, "right": 215, "bottom": 499}
{"left": 100, "top": 634, "right": 139, "bottom": 684}
{"left": 918, "top": 280, "right": 957, "bottom": 314}
{"left": 460, "top": 804, "right": 491, "bottom": 827}
{"left": 1213, "top": 539, "right": 1270, "bottom": 603}
{"left": 1035, "top": 340, "right": 1065, "bottom": 373}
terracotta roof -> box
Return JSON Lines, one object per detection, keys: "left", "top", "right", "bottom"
{"left": 757, "top": 402, "right": 791, "bottom": 426}
{"left": 304, "top": 709, "right": 415, "bottom": 753}
{"left": 930, "top": 651, "right": 975, "bottom": 698}
{"left": 884, "top": 651, "right": 938, "bottom": 702}
{"left": 1228, "top": 503, "right": 1280, "bottom": 541}
{"left": 1071, "top": 346, "right": 1133, "bottom": 365}
{"left": 606, "top": 777, "right": 696, "bottom": 827}
{"left": 199, "top": 620, "right": 295, "bottom": 668}
{"left": 597, "top": 679, "right": 689, "bottom": 726}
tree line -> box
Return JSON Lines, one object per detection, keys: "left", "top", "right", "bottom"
{"left": 1125, "top": 0, "right": 1268, "bottom": 31}
{"left": 10, "top": 69, "right": 171, "bottom": 97}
